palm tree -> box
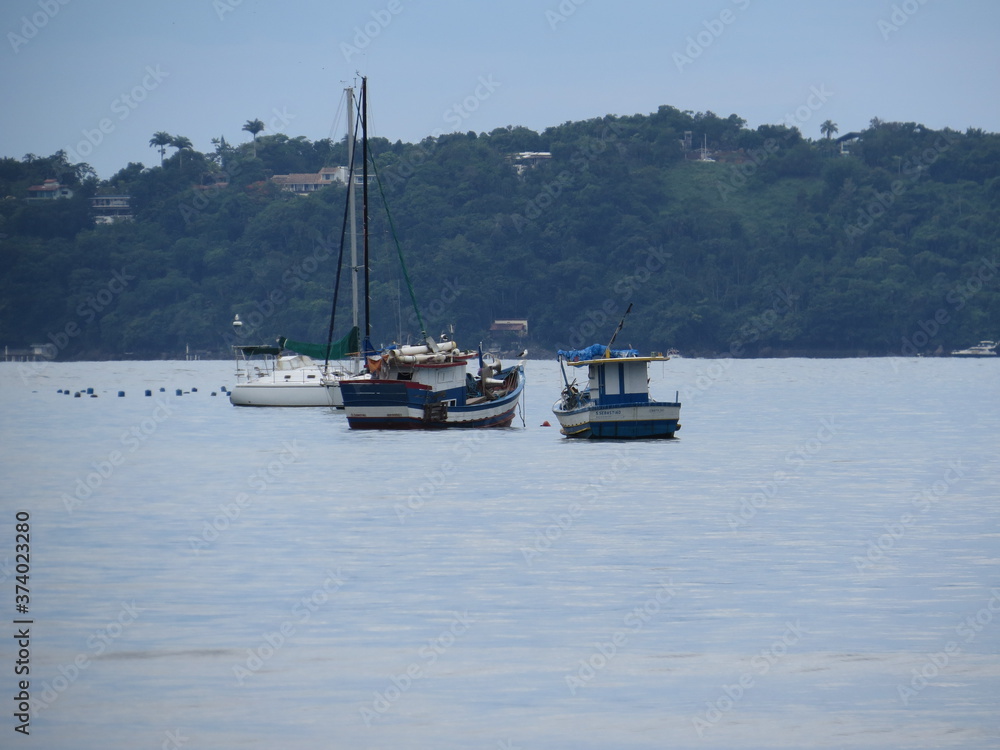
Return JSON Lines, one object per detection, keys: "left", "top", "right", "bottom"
{"left": 242, "top": 118, "right": 265, "bottom": 158}
{"left": 170, "top": 135, "right": 193, "bottom": 167}
{"left": 149, "top": 131, "right": 173, "bottom": 165}
{"left": 820, "top": 120, "right": 839, "bottom": 140}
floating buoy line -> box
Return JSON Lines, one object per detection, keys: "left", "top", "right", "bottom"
{"left": 53, "top": 385, "right": 228, "bottom": 399}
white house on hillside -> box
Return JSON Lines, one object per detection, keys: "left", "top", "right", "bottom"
{"left": 26, "top": 179, "right": 73, "bottom": 200}
{"left": 271, "top": 166, "right": 366, "bottom": 195}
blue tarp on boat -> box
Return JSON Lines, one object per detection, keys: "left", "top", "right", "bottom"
{"left": 557, "top": 344, "right": 639, "bottom": 361}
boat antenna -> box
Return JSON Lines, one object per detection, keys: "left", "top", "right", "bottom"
{"left": 604, "top": 302, "right": 633, "bottom": 357}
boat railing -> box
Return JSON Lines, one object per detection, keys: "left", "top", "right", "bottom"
{"left": 232, "top": 345, "right": 279, "bottom": 383}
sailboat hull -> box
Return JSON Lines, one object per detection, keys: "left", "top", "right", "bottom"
{"left": 229, "top": 380, "right": 344, "bottom": 407}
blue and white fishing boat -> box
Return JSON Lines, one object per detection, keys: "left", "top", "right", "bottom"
{"left": 552, "top": 305, "right": 681, "bottom": 439}
{"left": 341, "top": 341, "right": 524, "bottom": 429}
{"left": 334, "top": 77, "right": 525, "bottom": 430}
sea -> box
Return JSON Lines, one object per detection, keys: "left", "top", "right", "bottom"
{"left": 1, "top": 356, "right": 998, "bottom": 750}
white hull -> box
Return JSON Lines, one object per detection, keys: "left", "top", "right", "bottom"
{"left": 229, "top": 380, "right": 344, "bottom": 407}
{"left": 553, "top": 401, "right": 681, "bottom": 439}
{"left": 230, "top": 349, "right": 365, "bottom": 407}
{"left": 950, "top": 340, "right": 997, "bottom": 357}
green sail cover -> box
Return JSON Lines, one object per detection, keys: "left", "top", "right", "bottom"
{"left": 278, "top": 327, "right": 360, "bottom": 360}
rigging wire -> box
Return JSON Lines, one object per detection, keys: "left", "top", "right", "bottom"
{"left": 325, "top": 89, "right": 348, "bottom": 151}
{"left": 322, "top": 96, "right": 364, "bottom": 371}
{"left": 368, "top": 144, "right": 430, "bottom": 345}
{"left": 519, "top": 369, "right": 526, "bottom": 427}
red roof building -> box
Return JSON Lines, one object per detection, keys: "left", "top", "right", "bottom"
{"left": 27, "top": 179, "right": 73, "bottom": 200}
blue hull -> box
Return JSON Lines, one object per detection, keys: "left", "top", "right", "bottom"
{"left": 553, "top": 399, "right": 682, "bottom": 440}
{"left": 341, "top": 368, "right": 524, "bottom": 430}
{"left": 582, "top": 418, "right": 680, "bottom": 440}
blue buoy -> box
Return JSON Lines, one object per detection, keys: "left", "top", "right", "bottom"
{"left": 57, "top": 389, "right": 63, "bottom": 394}
{"left": 74, "top": 392, "right": 81, "bottom": 398}
{"left": 145, "top": 390, "right": 152, "bottom": 397}
{"left": 159, "top": 387, "right": 165, "bottom": 392}
{"left": 192, "top": 387, "right": 198, "bottom": 392}
{"left": 211, "top": 392, "right": 217, "bottom": 397}
{"left": 118, "top": 391, "right": 125, "bottom": 397}
{"left": 86, "top": 387, "right": 94, "bottom": 394}
{"left": 175, "top": 389, "right": 182, "bottom": 396}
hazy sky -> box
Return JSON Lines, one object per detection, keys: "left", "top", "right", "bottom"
{"left": 3, "top": 0, "right": 998, "bottom": 179}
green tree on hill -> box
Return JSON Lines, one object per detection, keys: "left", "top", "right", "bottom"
{"left": 169, "top": 135, "right": 193, "bottom": 167}
{"left": 242, "top": 118, "right": 265, "bottom": 158}
{"left": 1, "top": 108, "right": 998, "bottom": 359}
{"left": 149, "top": 132, "right": 173, "bottom": 165}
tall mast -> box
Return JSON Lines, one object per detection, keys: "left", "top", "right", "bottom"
{"left": 345, "top": 86, "right": 359, "bottom": 331}
{"left": 361, "top": 77, "right": 371, "bottom": 341}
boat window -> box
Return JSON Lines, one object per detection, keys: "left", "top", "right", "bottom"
{"left": 623, "top": 362, "right": 647, "bottom": 394}
{"left": 437, "top": 369, "right": 457, "bottom": 384}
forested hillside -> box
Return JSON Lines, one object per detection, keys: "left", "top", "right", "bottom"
{"left": 2, "top": 106, "right": 999, "bottom": 359}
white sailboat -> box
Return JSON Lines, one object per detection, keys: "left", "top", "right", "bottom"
{"left": 228, "top": 333, "right": 358, "bottom": 408}
{"left": 229, "top": 86, "right": 366, "bottom": 407}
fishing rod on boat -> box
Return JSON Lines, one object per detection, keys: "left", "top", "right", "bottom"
{"left": 604, "top": 302, "right": 633, "bottom": 357}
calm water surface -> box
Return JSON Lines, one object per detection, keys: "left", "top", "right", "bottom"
{"left": 1, "top": 357, "right": 998, "bottom": 749}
